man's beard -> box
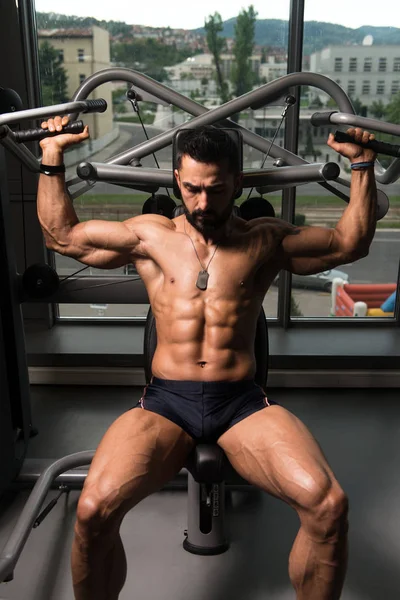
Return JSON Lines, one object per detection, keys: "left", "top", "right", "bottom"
{"left": 183, "top": 196, "right": 235, "bottom": 235}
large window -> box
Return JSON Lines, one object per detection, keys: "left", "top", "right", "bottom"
{"left": 334, "top": 58, "right": 343, "bottom": 72}
{"left": 30, "top": 0, "right": 400, "bottom": 324}
{"left": 362, "top": 80, "right": 371, "bottom": 95}
{"left": 35, "top": 2, "right": 291, "bottom": 321}
{"left": 377, "top": 80, "right": 386, "bottom": 94}
{"left": 347, "top": 80, "right": 356, "bottom": 96}
{"left": 298, "top": 0, "right": 400, "bottom": 320}
{"left": 349, "top": 58, "right": 357, "bottom": 72}
{"left": 364, "top": 57, "right": 372, "bottom": 72}
{"left": 392, "top": 81, "right": 400, "bottom": 95}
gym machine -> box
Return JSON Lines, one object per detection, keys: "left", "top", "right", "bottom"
{"left": 1, "top": 69, "right": 398, "bottom": 583}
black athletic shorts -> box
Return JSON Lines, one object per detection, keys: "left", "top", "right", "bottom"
{"left": 133, "top": 377, "right": 278, "bottom": 443}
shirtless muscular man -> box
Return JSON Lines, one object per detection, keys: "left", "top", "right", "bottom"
{"left": 37, "top": 118, "right": 377, "bottom": 600}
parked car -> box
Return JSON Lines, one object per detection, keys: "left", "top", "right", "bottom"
{"left": 274, "top": 268, "right": 349, "bottom": 292}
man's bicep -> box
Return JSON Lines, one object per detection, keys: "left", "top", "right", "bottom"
{"left": 282, "top": 226, "right": 338, "bottom": 258}
{"left": 287, "top": 253, "right": 349, "bottom": 275}
{"left": 281, "top": 226, "right": 351, "bottom": 275}
{"left": 71, "top": 219, "right": 141, "bottom": 255}
{"left": 51, "top": 218, "right": 145, "bottom": 268}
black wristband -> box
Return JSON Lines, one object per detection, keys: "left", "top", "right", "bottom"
{"left": 350, "top": 161, "right": 375, "bottom": 171}
{"left": 40, "top": 163, "right": 66, "bottom": 176}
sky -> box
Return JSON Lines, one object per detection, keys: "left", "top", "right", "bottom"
{"left": 34, "top": 0, "right": 399, "bottom": 31}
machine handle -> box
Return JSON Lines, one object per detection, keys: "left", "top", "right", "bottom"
{"left": 81, "top": 99, "right": 107, "bottom": 113}
{"left": 12, "top": 120, "right": 84, "bottom": 142}
{"left": 334, "top": 130, "right": 400, "bottom": 158}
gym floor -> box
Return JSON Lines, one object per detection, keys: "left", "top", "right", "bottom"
{"left": 0, "top": 385, "right": 399, "bottom": 600}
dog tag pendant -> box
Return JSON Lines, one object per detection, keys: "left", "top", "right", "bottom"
{"left": 196, "top": 270, "right": 209, "bottom": 290}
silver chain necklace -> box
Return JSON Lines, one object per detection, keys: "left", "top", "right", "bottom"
{"left": 184, "top": 219, "right": 219, "bottom": 290}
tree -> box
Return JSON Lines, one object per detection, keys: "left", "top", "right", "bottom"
{"left": 111, "top": 39, "right": 196, "bottom": 83}
{"left": 261, "top": 47, "right": 267, "bottom": 64}
{"left": 291, "top": 295, "right": 303, "bottom": 317}
{"left": 231, "top": 5, "right": 258, "bottom": 122}
{"left": 112, "top": 87, "right": 128, "bottom": 114}
{"left": 232, "top": 5, "right": 258, "bottom": 98}
{"left": 204, "top": 12, "right": 230, "bottom": 104}
{"left": 38, "top": 41, "right": 68, "bottom": 105}
{"left": 326, "top": 97, "right": 338, "bottom": 109}
{"left": 370, "top": 100, "right": 386, "bottom": 119}
{"left": 385, "top": 92, "right": 400, "bottom": 124}
{"left": 301, "top": 127, "right": 315, "bottom": 159}
{"left": 350, "top": 96, "right": 367, "bottom": 116}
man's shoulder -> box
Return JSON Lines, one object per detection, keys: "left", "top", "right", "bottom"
{"left": 125, "top": 213, "right": 177, "bottom": 234}
{"left": 241, "top": 216, "right": 299, "bottom": 237}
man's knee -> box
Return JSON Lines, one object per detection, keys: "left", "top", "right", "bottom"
{"left": 75, "top": 488, "right": 123, "bottom": 541}
{"left": 301, "top": 482, "right": 349, "bottom": 540}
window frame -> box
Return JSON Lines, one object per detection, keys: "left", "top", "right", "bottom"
{"left": 378, "top": 57, "right": 387, "bottom": 72}
{"left": 334, "top": 57, "right": 343, "bottom": 72}
{"left": 4, "top": 0, "right": 398, "bottom": 330}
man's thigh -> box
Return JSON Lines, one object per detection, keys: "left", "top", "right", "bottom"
{"left": 217, "top": 404, "right": 339, "bottom": 510}
{"left": 81, "top": 407, "right": 195, "bottom": 521}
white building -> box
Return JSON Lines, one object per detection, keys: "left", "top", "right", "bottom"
{"left": 220, "top": 53, "right": 261, "bottom": 79}
{"left": 310, "top": 43, "right": 400, "bottom": 107}
{"left": 165, "top": 54, "right": 214, "bottom": 81}
{"left": 165, "top": 53, "right": 232, "bottom": 102}
{"left": 165, "top": 51, "right": 264, "bottom": 86}
{"left": 247, "top": 107, "right": 336, "bottom": 164}
{"left": 37, "top": 26, "right": 114, "bottom": 140}
{"left": 259, "top": 56, "right": 287, "bottom": 83}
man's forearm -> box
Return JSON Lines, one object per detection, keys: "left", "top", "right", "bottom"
{"left": 335, "top": 166, "right": 377, "bottom": 255}
{"left": 37, "top": 147, "right": 79, "bottom": 249}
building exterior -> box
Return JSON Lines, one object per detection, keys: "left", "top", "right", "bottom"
{"left": 37, "top": 26, "right": 113, "bottom": 140}
{"left": 259, "top": 56, "right": 287, "bottom": 83}
{"left": 247, "top": 107, "right": 335, "bottom": 165}
{"left": 165, "top": 51, "right": 264, "bottom": 83}
{"left": 164, "top": 53, "right": 215, "bottom": 81}
{"left": 220, "top": 53, "right": 261, "bottom": 79}
{"left": 310, "top": 44, "right": 400, "bottom": 108}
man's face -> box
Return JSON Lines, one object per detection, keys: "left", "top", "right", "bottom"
{"left": 174, "top": 155, "right": 241, "bottom": 235}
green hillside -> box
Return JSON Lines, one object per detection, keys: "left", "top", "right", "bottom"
{"left": 196, "top": 19, "right": 400, "bottom": 54}
{"left": 36, "top": 12, "right": 400, "bottom": 57}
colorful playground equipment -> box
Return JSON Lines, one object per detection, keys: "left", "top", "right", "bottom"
{"left": 331, "top": 278, "right": 397, "bottom": 317}
{"left": 331, "top": 279, "right": 397, "bottom": 317}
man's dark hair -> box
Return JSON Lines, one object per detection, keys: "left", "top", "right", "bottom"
{"left": 175, "top": 127, "right": 240, "bottom": 175}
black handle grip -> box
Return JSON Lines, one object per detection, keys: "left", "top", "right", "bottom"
{"left": 310, "top": 111, "right": 338, "bottom": 127}
{"left": 334, "top": 130, "right": 400, "bottom": 158}
{"left": 13, "top": 120, "right": 84, "bottom": 143}
{"left": 82, "top": 99, "right": 107, "bottom": 113}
